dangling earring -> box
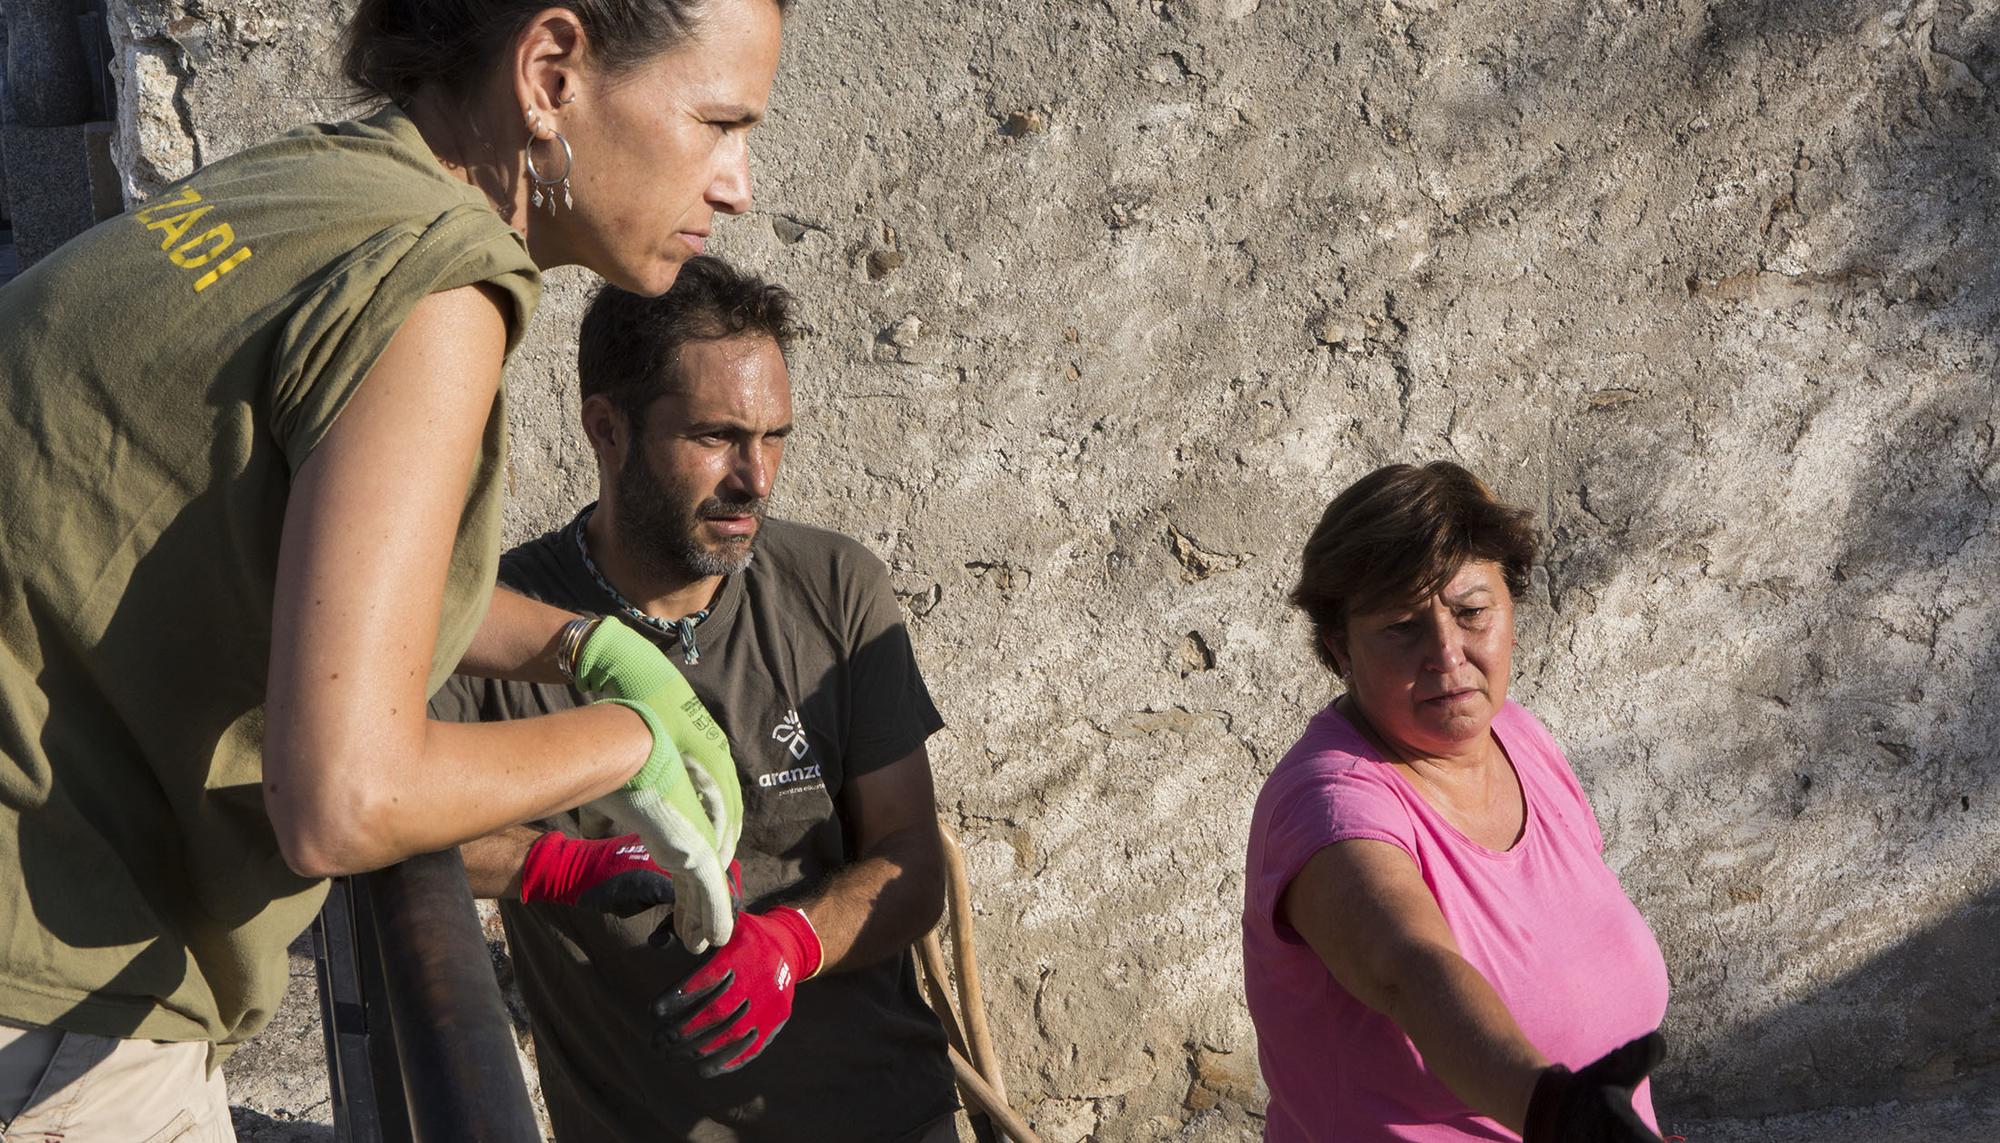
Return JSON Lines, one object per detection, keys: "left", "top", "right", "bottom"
{"left": 525, "top": 122, "right": 574, "bottom": 213}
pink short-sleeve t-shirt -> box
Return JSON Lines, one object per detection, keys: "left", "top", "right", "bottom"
{"left": 1242, "top": 700, "right": 1669, "bottom": 1141}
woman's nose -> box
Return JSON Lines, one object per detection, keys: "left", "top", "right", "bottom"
{"left": 1424, "top": 619, "right": 1466, "bottom": 671}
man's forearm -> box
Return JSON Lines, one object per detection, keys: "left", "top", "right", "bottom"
{"left": 792, "top": 821, "right": 944, "bottom": 974}
{"left": 462, "top": 824, "right": 543, "bottom": 898}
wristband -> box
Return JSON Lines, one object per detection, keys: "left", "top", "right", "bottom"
{"left": 554, "top": 615, "right": 600, "bottom": 686}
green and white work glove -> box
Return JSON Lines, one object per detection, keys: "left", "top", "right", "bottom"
{"left": 573, "top": 618, "right": 744, "bottom": 952}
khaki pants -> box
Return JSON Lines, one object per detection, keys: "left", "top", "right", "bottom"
{"left": 0, "top": 1021, "right": 234, "bottom": 1142}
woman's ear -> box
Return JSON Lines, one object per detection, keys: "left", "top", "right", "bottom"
{"left": 510, "top": 8, "right": 587, "bottom": 139}
{"left": 1322, "top": 632, "right": 1350, "bottom": 678}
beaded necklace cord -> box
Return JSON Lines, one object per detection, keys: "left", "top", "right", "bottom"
{"left": 571, "top": 505, "right": 712, "bottom": 666}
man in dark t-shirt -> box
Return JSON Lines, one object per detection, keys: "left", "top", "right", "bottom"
{"left": 432, "top": 258, "right": 958, "bottom": 1143}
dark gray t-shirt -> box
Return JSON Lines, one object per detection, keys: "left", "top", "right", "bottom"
{"left": 431, "top": 511, "right": 955, "bottom": 1143}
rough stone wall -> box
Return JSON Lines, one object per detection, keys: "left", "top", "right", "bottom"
{"left": 108, "top": 0, "right": 2000, "bottom": 1136}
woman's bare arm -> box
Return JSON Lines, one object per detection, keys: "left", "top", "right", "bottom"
{"left": 459, "top": 585, "right": 583, "bottom": 684}
{"left": 263, "top": 284, "right": 644, "bottom": 877}
{"left": 1281, "top": 838, "right": 1549, "bottom": 1131}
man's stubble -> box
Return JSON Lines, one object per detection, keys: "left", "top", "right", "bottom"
{"left": 614, "top": 441, "right": 765, "bottom": 583}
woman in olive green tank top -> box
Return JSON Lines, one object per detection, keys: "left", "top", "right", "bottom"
{"left": 0, "top": 0, "right": 788, "bottom": 1129}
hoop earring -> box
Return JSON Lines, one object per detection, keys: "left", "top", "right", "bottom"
{"left": 525, "top": 129, "right": 574, "bottom": 213}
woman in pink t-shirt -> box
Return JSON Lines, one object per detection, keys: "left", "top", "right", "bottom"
{"left": 1243, "top": 461, "right": 1670, "bottom": 1142}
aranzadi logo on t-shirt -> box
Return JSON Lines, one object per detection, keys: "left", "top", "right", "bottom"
{"left": 759, "top": 709, "right": 823, "bottom": 793}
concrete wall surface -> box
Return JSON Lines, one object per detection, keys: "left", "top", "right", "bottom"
{"left": 106, "top": 0, "right": 2000, "bottom": 1136}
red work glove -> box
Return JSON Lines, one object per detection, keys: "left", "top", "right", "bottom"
{"left": 519, "top": 832, "right": 741, "bottom": 924}
{"left": 652, "top": 906, "right": 823, "bottom": 1077}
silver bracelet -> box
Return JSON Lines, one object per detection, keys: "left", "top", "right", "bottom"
{"left": 554, "top": 615, "right": 599, "bottom": 686}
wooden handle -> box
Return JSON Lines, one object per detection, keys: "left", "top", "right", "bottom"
{"left": 951, "top": 1045, "right": 1043, "bottom": 1143}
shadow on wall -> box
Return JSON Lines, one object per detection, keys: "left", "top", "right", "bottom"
{"left": 1518, "top": 0, "right": 2000, "bottom": 1119}
{"left": 1670, "top": 886, "right": 2000, "bottom": 1123}
{"left": 1683, "top": 0, "right": 2000, "bottom": 329}
{"left": 1668, "top": 385, "right": 2000, "bottom": 1117}
{"left": 1615, "top": 375, "right": 2000, "bottom": 1121}
{"left": 1575, "top": 370, "right": 2000, "bottom": 1119}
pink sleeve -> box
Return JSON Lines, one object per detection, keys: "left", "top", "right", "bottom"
{"left": 1254, "top": 758, "right": 1420, "bottom": 937}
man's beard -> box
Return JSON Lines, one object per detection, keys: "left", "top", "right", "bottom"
{"left": 614, "top": 447, "right": 765, "bottom": 582}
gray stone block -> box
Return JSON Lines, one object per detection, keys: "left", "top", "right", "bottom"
{"left": 1, "top": 119, "right": 120, "bottom": 266}
{"left": 4, "top": 0, "right": 94, "bottom": 127}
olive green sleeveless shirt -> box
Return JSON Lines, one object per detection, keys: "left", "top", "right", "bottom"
{"left": 0, "top": 105, "right": 539, "bottom": 1052}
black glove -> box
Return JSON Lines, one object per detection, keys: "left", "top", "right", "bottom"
{"left": 1524, "top": 1032, "right": 1666, "bottom": 1143}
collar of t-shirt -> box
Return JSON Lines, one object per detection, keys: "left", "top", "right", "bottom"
{"left": 557, "top": 503, "right": 747, "bottom": 664}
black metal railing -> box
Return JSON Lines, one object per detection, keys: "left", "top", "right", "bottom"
{"left": 314, "top": 850, "right": 541, "bottom": 1143}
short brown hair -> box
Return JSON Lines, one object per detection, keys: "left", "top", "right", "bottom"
{"left": 1290, "top": 462, "right": 1536, "bottom": 670}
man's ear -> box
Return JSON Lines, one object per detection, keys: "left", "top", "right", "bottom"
{"left": 580, "top": 394, "right": 625, "bottom": 468}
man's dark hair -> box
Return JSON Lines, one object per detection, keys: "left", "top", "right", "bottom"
{"left": 1290, "top": 461, "right": 1537, "bottom": 671}
{"left": 343, "top": 0, "right": 790, "bottom": 106}
{"left": 577, "top": 255, "right": 797, "bottom": 427}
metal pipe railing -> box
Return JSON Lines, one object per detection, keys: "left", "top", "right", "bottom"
{"left": 316, "top": 849, "right": 541, "bottom": 1142}
{"left": 315, "top": 875, "right": 412, "bottom": 1142}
